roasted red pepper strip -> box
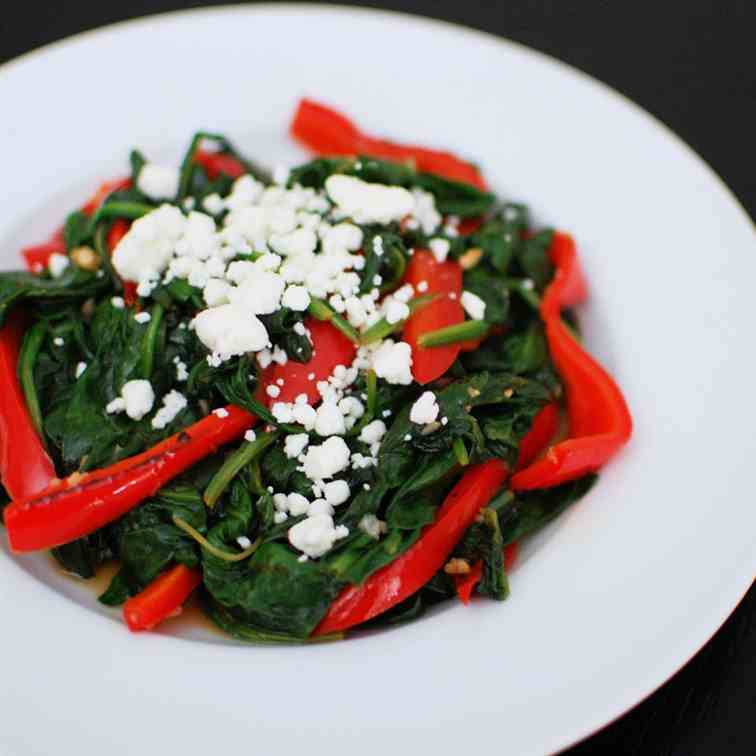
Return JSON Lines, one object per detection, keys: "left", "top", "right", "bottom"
{"left": 261, "top": 318, "right": 357, "bottom": 406}
{"left": 313, "top": 459, "right": 508, "bottom": 635}
{"left": 516, "top": 401, "right": 560, "bottom": 469}
{"left": 4, "top": 406, "right": 257, "bottom": 552}
{"left": 511, "top": 233, "right": 632, "bottom": 490}
{"left": 402, "top": 249, "right": 465, "bottom": 384}
{"left": 123, "top": 564, "right": 202, "bottom": 632}
{"left": 0, "top": 312, "right": 56, "bottom": 500}
{"left": 81, "top": 177, "right": 131, "bottom": 216}
{"left": 194, "top": 150, "right": 246, "bottom": 179}
{"left": 290, "top": 98, "right": 488, "bottom": 189}
{"left": 453, "top": 544, "right": 520, "bottom": 605}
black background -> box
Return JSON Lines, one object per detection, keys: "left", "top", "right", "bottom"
{"left": 1, "top": 2, "right": 754, "bottom": 754}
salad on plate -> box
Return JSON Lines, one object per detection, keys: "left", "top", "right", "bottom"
{"left": 0, "top": 99, "right": 631, "bottom": 641}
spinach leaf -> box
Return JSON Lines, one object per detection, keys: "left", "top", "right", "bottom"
{"left": 462, "top": 265, "right": 510, "bottom": 325}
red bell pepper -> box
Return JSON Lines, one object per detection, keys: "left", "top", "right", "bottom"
{"left": 194, "top": 150, "right": 246, "bottom": 180}
{"left": 81, "top": 177, "right": 131, "bottom": 216}
{"left": 290, "top": 98, "right": 488, "bottom": 189}
{"left": 516, "top": 401, "right": 560, "bottom": 469}
{"left": 510, "top": 233, "right": 632, "bottom": 490}
{"left": 402, "top": 249, "right": 465, "bottom": 384}
{"left": 261, "top": 318, "right": 357, "bottom": 406}
{"left": 453, "top": 542, "right": 519, "bottom": 605}
{"left": 0, "top": 312, "right": 57, "bottom": 500}
{"left": 22, "top": 233, "right": 66, "bottom": 273}
{"left": 4, "top": 406, "right": 257, "bottom": 552}
{"left": 313, "top": 459, "right": 508, "bottom": 635}
{"left": 123, "top": 563, "right": 202, "bottom": 632}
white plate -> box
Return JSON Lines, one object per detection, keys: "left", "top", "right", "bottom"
{"left": 0, "top": 5, "right": 754, "bottom": 756}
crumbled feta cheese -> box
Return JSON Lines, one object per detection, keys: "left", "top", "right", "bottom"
{"left": 48, "top": 253, "right": 70, "bottom": 278}
{"left": 284, "top": 433, "right": 309, "bottom": 459}
{"left": 416, "top": 280, "right": 428, "bottom": 293}
{"left": 266, "top": 385, "right": 281, "bottom": 398}
{"left": 213, "top": 407, "right": 229, "bottom": 419}
{"left": 384, "top": 298, "right": 410, "bottom": 325}
{"left": 53, "top": 337, "right": 65, "bottom": 347}
{"left": 359, "top": 420, "right": 387, "bottom": 446}
{"left": 271, "top": 402, "right": 295, "bottom": 423}
{"left": 244, "top": 429, "right": 257, "bottom": 443}
{"left": 461, "top": 290, "right": 487, "bottom": 320}
{"left": 174, "top": 359, "right": 189, "bottom": 381}
{"left": 112, "top": 204, "right": 186, "bottom": 285}
{"left": 410, "top": 391, "right": 440, "bottom": 424}
{"left": 287, "top": 493, "right": 310, "bottom": 517}
{"left": 359, "top": 514, "right": 387, "bottom": 540}
{"left": 257, "top": 349, "right": 273, "bottom": 369}
{"left": 410, "top": 189, "right": 442, "bottom": 234}
{"left": 281, "top": 285, "right": 311, "bottom": 311}
{"left": 429, "top": 238, "right": 451, "bottom": 263}
{"left": 302, "top": 436, "right": 351, "bottom": 480}
{"left": 229, "top": 271, "right": 285, "bottom": 315}
{"left": 111, "top": 296, "right": 125, "bottom": 309}
{"left": 203, "top": 278, "right": 232, "bottom": 307}
{"left": 370, "top": 339, "right": 413, "bottom": 385}
{"left": 75, "top": 361, "right": 87, "bottom": 379}
{"left": 338, "top": 396, "right": 364, "bottom": 421}
{"left": 202, "top": 193, "right": 225, "bottom": 215}
{"left": 393, "top": 284, "right": 414, "bottom": 303}
{"left": 273, "top": 493, "right": 289, "bottom": 511}
{"left": 105, "top": 397, "right": 126, "bottom": 414}
{"left": 287, "top": 513, "right": 348, "bottom": 558}
{"left": 118, "top": 379, "right": 155, "bottom": 421}
{"left": 193, "top": 304, "right": 269, "bottom": 361}
{"left": 441, "top": 416, "right": 449, "bottom": 426}
{"left": 307, "top": 499, "right": 333, "bottom": 517}
{"left": 322, "top": 479, "right": 351, "bottom": 506}
{"left": 325, "top": 175, "right": 414, "bottom": 225}
{"left": 344, "top": 296, "right": 368, "bottom": 328}
{"left": 137, "top": 163, "right": 179, "bottom": 199}
{"left": 272, "top": 345, "right": 288, "bottom": 365}
{"left": 237, "top": 535, "right": 252, "bottom": 549}
{"left": 351, "top": 453, "right": 377, "bottom": 470}
{"left": 321, "top": 222, "right": 363, "bottom": 255}
{"left": 151, "top": 390, "right": 188, "bottom": 429}
{"left": 134, "top": 311, "right": 151, "bottom": 324}
{"left": 315, "top": 400, "right": 346, "bottom": 437}
{"left": 292, "top": 403, "right": 317, "bottom": 430}
{"left": 273, "top": 511, "right": 288, "bottom": 525}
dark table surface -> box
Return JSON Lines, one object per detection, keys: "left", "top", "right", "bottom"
{"left": 1, "top": 2, "right": 753, "bottom": 754}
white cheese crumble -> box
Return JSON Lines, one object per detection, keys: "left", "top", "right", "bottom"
{"left": 370, "top": 339, "right": 414, "bottom": 385}
{"left": 359, "top": 420, "right": 387, "bottom": 446}
{"left": 213, "top": 407, "right": 229, "bottom": 419}
{"left": 134, "top": 311, "right": 151, "bottom": 324}
{"left": 281, "top": 285, "right": 311, "bottom": 311}
{"left": 111, "top": 296, "right": 125, "bottom": 309}
{"left": 287, "top": 514, "right": 349, "bottom": 559}
{"left": 410, "top": 391, "right": 440, "bottom": 425}
{"left": 284, "top": 433, "right": 309, "bottom": 459}
{"left": 322, "top": 479, "right": 350, "bottom": 506}
{"left": 74, "top": 362, "right": 87, "bottom": 379}
{"left": 244, "top": 429, "right": 257, "bottom": 443}
{"left": 384, "top": 298, "right": 410, "bottom": 325}
{"left": 106, "top": 379, "right": 155, "bottom": 421}
{"left": 314, "top": 400, "right": 346, "bottom": 437}
{"left": 137, "top": 163, "right": 180, "bottom": 199}
{"left": 461, "top": 290, "right": 486, "bottom": 320}
{"left": 151, "top": 390, "right": 188, "bottom": 429}
{"left": 193, "top": 304, "right": 269, "bottom": 361}
{"left": 53, "top": 337, "right": 65, "bottom": 347}
{"left": 429, "top": 238, "right": 451, "bottom": 263}
{"left": 48, "top": 253, "right": 70, "bottom": 278}
{"left": 325, "top": 175, "right": 414, "bottom": 225}
{"left": 302, "top": 436, "right": 351, "bottom": 481}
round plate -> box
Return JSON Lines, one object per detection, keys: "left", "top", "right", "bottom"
{"left": 0, "top": 6, "right": 754, "bottom": 756}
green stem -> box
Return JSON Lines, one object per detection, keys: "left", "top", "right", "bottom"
{"left": 452, "top": 437, "right": 470, "bottom": 466}
{"left": 417, "top": 320, "right": 490, "bottom": 348}
{"left": 359, "top": 294, "right": 437, "bottom": 345}
{"left": 90, "top": 201, "right": 153, "bottom": 226}
{"left": 139, "top": 303, "right": 164, "bottom": 379}
{"left": 173, "top": 515, "right": 261, "bottom": 562}
{"left": 308, "top": 298, "right": 360, "bottom": 343}
{"left": 93, "top": 223, "right": 121, "bottom": 289}
{"left": 366, "top": 369, "right": 377, "bottom": 418}
{"left": 504, "top": 278, "right": 541, "bottom": 311}
{"left": 204, "top": 431, "right": 279, "bottom": 508}
{"left": 18, "top": 322, "right": 48, "bottom": 441}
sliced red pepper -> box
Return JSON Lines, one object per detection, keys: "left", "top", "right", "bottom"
{"left": 22, "top": 236, "right": 66, "bottom": 273}
{"left": 290, "top": 98, "right": 488, "bottom": 189}
{"left": 313, "top": 459, "right": 508, "bottom": 635}
{"left": 4, "top": 406, "right": 257, "bottom": 552}
{"left": 194, "top": 150, "right": 246, "bottom": 180}
{"left": 511, "top": 233, "right": 632, "bottom": 490}
{"left": 261, "top": 318, "right": 357, "bottom": 406}
{"left": 402, "top": 249, "right": 465, "bottom": 384}
{"left": 123, "top": 564, "right": 202, "bottom": 632}
{"left": 516, "top": 401, "right": 560, "bottom": 469}
{"left": 81, "top": 177, "right": 131, "bottom": 216}
{"left": 0, "top": 312, "right": 56, "bottom": 500}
